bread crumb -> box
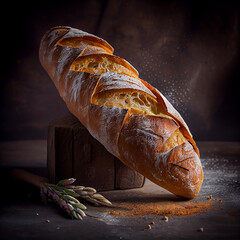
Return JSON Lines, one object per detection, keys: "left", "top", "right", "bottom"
{"left": 198, "top": 227, "right": 203, "bottom": 232}
{"left": 207, "top": 195, "right": 212, "bottom": 200}
{"left": 162, "top": 216, "right": 168, "bottom": 222}
{"left": 144, "top": 224, "right": 152, "bottom": 231}
{"left": 46, "top": 220, "right": 50, "bottom": 223}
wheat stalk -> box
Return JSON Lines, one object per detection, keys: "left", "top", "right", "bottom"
{"left": 40, "top": 178, "right": 112, "bottom": 220}
{"left": 41, "top": 183, "right": 86, "bottom": 220}
{"left": 65, "top": 185, "right": 112, "bottom": 207}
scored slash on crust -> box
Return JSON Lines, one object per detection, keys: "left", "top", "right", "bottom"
{"left": 169, "top": 163, "right": 190, "bottom": 171}
{"left": 169, "top": 155, "right": 194, "bottom": 171}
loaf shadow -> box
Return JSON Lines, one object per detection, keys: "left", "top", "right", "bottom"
{"left": 100, "top": 179, "right": 191, "bottom": 209}
{"left": 111, "top": 193, "right": 186, "bottom": 205}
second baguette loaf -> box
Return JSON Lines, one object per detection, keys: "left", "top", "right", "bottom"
{"left": 39, "top": 26, "right": 203, "bottom": 199}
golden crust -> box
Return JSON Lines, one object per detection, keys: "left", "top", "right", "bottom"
{"left": 166, "top": 142, "right": 203, "bottom": 198}
{"left": 118, "top": 114, "right": 202, "bottom": 198}
{"left": 88, "top": 104, "right": 128, "bottom": 158}
{"left": 39, "top": 26, "right": 203, "bottom": 199}
{"left": 138, "top": 78, "right": 200, "bottom": 156}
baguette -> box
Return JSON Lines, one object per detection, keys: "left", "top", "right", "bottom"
{"left": 39, "top": 26, "right": 203, "bottom": 199}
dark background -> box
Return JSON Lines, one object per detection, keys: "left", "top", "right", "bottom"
{"left": 0, "top": 0, "right": 239, "bottom": 141}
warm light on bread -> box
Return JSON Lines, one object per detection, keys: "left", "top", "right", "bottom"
{"left": 71, "top": 54, "right": 138, "bottom": 78}
{"left": 92, "top": 90, "right": 171, "bottom": 119}
{"left": 39, "top": 26, "right": 203, "bottom": 199}
{"left": 58, "top": 36, "right": 114, "bottom": 54}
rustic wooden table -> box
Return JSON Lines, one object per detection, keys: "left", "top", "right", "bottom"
{"left": 0, "top": 140, "right": 239, "bottom": 240}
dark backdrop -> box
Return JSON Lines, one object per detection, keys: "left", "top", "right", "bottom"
{"left": 0, "top": 0, "right": 239, "bottom": 141}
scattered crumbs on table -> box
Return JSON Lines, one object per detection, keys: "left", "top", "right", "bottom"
{"left": 162, "top": 216, "right": 168, "bottom": 222}
{"left": 144, "top": 224, "right": 152, "bottom": 231}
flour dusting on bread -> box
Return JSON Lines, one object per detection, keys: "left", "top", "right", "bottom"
{"left": 39, "top": 26, "right": 203, "bottom": 199}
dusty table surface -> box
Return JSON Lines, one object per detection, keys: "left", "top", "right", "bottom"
{"left": 0, "top": 140, "right": 239, "bottom": 240}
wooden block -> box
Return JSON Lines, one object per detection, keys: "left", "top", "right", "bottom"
{"left": 115, "top": 159, "right": 146, "bottom": 189}
{"left": 73, "top": 128, "right": 115, "bottom": 191}
{"left": 47, "top": 112, "right": 145, "bottom": 191}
